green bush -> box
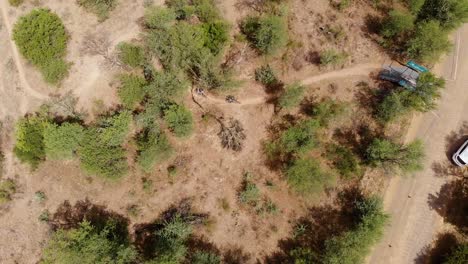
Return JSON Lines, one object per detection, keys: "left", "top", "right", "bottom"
{"left": 241, "top": 14, "right": 288, "bottom": 55}
{"left": 322, "top": 196, "right": 389, "bottom": 264}
{"left": 44, "top": 122, "right": 84, "bottom": 160}
{"left": 285, "top": 158, "right": 334, "bottom": 195}
{"left": 118, "top": 74, "right": 147, "bottom": 109}
{"left": 145, "top": 6, "right": 176, "bottom": 29}
{"left": 41, "top": 221, "right": 137, "bottom": 264}
{"left": 193, "top": 0, "right": 220, "bottom": 23}
{"left": 326, "top": 144, "right": 362, "bottom": 179}
{"left": 164, "top": 104, "right": 193, "bottom": 137}
{"left": 117, "top": 43, "right": 145, "bottom": 68}
{"left": 320, "top": 49, "right": 348, "bottom": 66}
{"left": 278, "top": 83, "right": 306, "bottom": 109}
{"left": 96, "top": 111, "right": 132, "bottom": 147}
{"left": 255, "top": 64, "right": 279, "bottom": 87}
{"left": 408, "top": 0, "right": 426, "bottom": 14}
{"left": 418, "top": 0, "right": 468, "bottom": 30}
{"left": 445, "top": 243, "right": 468, "bottom": 264}
{"left": 202, "top": 21, "right": 230, "bottom": 55}
{"left": 13, "top": 116, "right": 48, "bottom": 168}
{"left": 406, "top": 20, "right": 452, "bottom": 63}
{"left": 192, "top": 251, "right": 221, "bottom": 264}
{"left": 77, "top": 0, "right": 118, "bottom": 21}
{"left": 9, "top": 0, "right": 24, "bottom": 7}
{"left": 0, "top": 179, "right": 16, "bottom": 204}
{"left": 136, "top": 127, "right": 173, "bottom": 173}
{"left": 13, "top": 9, "right": 69, "bottom": 84}
{"left": 146, "top": 70, "right": 188, "bottom": 99}
{"left": 78, "top": 128, "right": 129, "bottom": 179}
{"left": 166, "top": 0, "right": 196, "bottom": 20}
{"left": 365, "top": 138, "right": 425, "bottom": 173}
{"left": 306, "top": 99, "right": 346, "bottom": 126}
{"left": 380, "top": 10, "right": 414, "bottom": 38}
{"left": 376, "top": 90, "right": 410, "bottom": 123}
{"left": 239, "top": 181, "right": 260, "bottom": 205}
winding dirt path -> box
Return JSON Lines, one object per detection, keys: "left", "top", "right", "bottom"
{"left": 0, "top": 2, "right": 49, "bottom": 101}
{"left": 198, "top": 62, "right": 381, "bottom": 106}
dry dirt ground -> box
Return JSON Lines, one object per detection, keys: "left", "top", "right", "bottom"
{"left": 0, "top": 0, "right": 387, "bottom": 263}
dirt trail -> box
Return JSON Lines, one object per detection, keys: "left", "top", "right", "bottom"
{"left": 368, "top": 24, "right": 468, "bottom": 264}
{"left": 199, "top": 62, "right": 380, "bottom": 106}
{"left": 0, "top": 1, "right": 49, "bottom": 102}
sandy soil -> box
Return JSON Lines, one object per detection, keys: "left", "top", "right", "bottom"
{"left": 0, "top": 0, "right": 388, "bottom": 263}
{"left": 368, "top": 24, "right": 468, "bottom": 264}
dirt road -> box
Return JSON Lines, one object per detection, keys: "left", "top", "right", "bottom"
{"left": 368, "top": 24, "right": 468, "bottom": 263}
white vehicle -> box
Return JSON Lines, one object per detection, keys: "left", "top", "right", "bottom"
{"left": 452, "top": 139, "right": 468, "bottom": 166}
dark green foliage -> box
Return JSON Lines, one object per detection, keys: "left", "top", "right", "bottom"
{"left": 202, "top": 21, "right": 229, "bottom": 55}
{"left": 136, "top": 127, "right": 173, "bottom": 173}
{"left": 418, "top": 0, "right": 468, "bottom": 30}
{"left": 380, "top": 10, "right": 415, "bottom": 38}
{"left": 163, "top": 104, "right": 193, "bottom": 137}
{"left": 9, "top": 0, "right": 24, "bottom": 7}
{"left": 406, "top": 20, "right": 452, "bottom": 63}
{"left": 306, "top": 99, "right": 346, "bottom": 126}
{"left": 365, "top": 138, "right": 425, "bottom": 173}
{"left": 13, "top": 116, "right": 48, "bottom": 168}
{"left": 166, "top": 0, "right": 195, "bottom": 20}
{"left": 409, "top": 0, "right": 426, "bottom": 14}
{"left": 326, "top": 144, "right": 362, "bottom": 179}
{"left": 41, "top": 221, "right": 138, "bottom": 264}
{"left": 78, "top": 112, "right": 131, "bottom": 179}
{"left": 0, "top": 179, "right": 16, "bottom": 204}
{"left": 444, "top": 243, "right": 468, "bottom": 264}
{"left": 118, "top": 74, "right": 147, "bottom": 109}
{"left": 44, "top": 122, "right": 84, "bottom": 160}
{"left": 144, "top": 6, "right": 176, "bottom": 29}
{"left": 78, "top": 128, "right": 129, "bottom": 179}
{"left": 320, "top": 49, "right": 348, "bottom": 66}
{"left": 192, "top": 251, "right": 222, "bottom": 264}
{"left": 117, "top": 43, "right": 145, "bottom": 68}
{"left": 376, "top": 90, "right": 410, "bottom": 123}
{"left": 285, "top": 158, "right": 334, "bottom": 195}
{"left": 255, "top": 64, "right": 279, "bottom": 87}
{"left": 77, "top": 0, "right": 118, "bottom": 21}
{"left": 241, "top": 15, "right": 288, "bottom": 54}
{"left": 146, "top": 70, "right": 188, "bottom": 99}
{"left": 13, "top": 9, "right": 69, "bottom": 84}
{"left": 193, "top": 0, "right": 221, "bottom": 23}
{"left": 278, "top": 83, "right": 306, "bottom": 109}
{"left": 322, "top": 196, "right": 389, "bottom": 264}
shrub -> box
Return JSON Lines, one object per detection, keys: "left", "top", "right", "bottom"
{"left": 13, "top": 9, "right": 69, "bottom": 84}
{"left": 0, "top": 179, "right": 16, "bottom": 204}
{"left": 306, "top": 99, "right": 346, "bottom": 126}
{"left": 376, "top": 90, "right": 410, "bottom": 123}
{"left": 255, "top": 64, "right": 279, "bottom": 87}
{"left": 78, "top": 128, "right": 129, "bottom": 179}
{"left": 404, "top": 72, "right": 445, "bottom": 112}
{"left": 408, "top": 0, "right": 426, "bottom": 14}
{"left": 326, "top": 144, "right": 362, "bottom": 179}
{"left": 118, "top": 74, "right": 147, "bottom": 109}
{"left": 285, "top": 158, "right": 334, "bottom": 195}
{"left": 13, "top": 116, "right": 48, "bottom": 168}
{"left": 193, "top": 0, "right": 220, "bottom": 23}
{"left": 278, "top": 83, "right": 306, "bottom": 109}
{"left": 77, "top": 0, "right": 118, "bottom": 21}
{"left": 9, "top": 0, "right": 24, "bottom": 7}
{"left": 164, "top": 104, "right": 193, "bottom": 137}
{"left": 406, "top": 20, "right": 452, "bottom": 63}
{"left": 380, "top": 10, "right": 414, "bottom": 38}
{"left": 202, "top": 21, "right": 230, "bottom": 55}
{"left": 136, "top": 127, "right": 173, "bottom": 173}
{"left": 41, "top": 221, "right": 138, "bottom": 264}
{"left": 239, "top": 181, "right": 260, "bottom": 205}
{"left": 145, "top": 6, "right": 176, "bottom": 29}
{"left": 445, "top": 243, "right": 468, "bottom": 264}
{"left": 320, "top": 49, "right": 348, "bottom": 66}
{"left": 241, "top": 14, "right": 288, "bottom": 55}
{"left": 96, "top": 111, "right": 132, "bottom": 147}
{"left": 418, "top": 0, "right": 468, "bottom": 30}
{"left": 192, "top": 251, "right": 221, "bottom": 264}
{"left": 146, "top": 70, "right": 188, "bottom": 99}
{"left": 44, "top": 122, "right": 84, "bottom": 160}
{"left": 365, "top": 138, "right": 425, "bottom": 173}
{"left": 322, "top": 196, "right": 389, "bottom": 264}
{"left": 117, "top": 43, "right": 145, "bottom": 68}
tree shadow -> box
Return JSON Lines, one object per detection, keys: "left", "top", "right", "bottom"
{"left": 431, "top": 161, "right": 467, "bottom": 178}
{"left": 414, "top": 232, "right": 460, "bottom": 264}
{"left": 264, "top": 187, "right": 364, "bottom": 263}
{"left": 427, "top": 179, "right": 468, "bottom": 235}
{"left": 50, "top": 199, "right": 131, "bottom": 244}
{"left": 333, "top": 123, "right": 377, "bottom": 160}
{"left": 223, "top": 246, "right": 252, "bottom": 264}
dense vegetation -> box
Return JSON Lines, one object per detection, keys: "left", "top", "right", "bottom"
{"left": 13, "top": 9, "right": 69, "bottom": 84}
{"left": 241, "top": 14, "right": 288, "bottom": 55}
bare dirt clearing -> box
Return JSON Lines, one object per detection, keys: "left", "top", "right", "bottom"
{"left": 0, "top": 0, "right": 389, "bottom": 263}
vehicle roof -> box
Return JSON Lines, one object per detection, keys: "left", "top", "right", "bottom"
{"left": 459, "top": 140, "right": 468, "bottom": 162}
